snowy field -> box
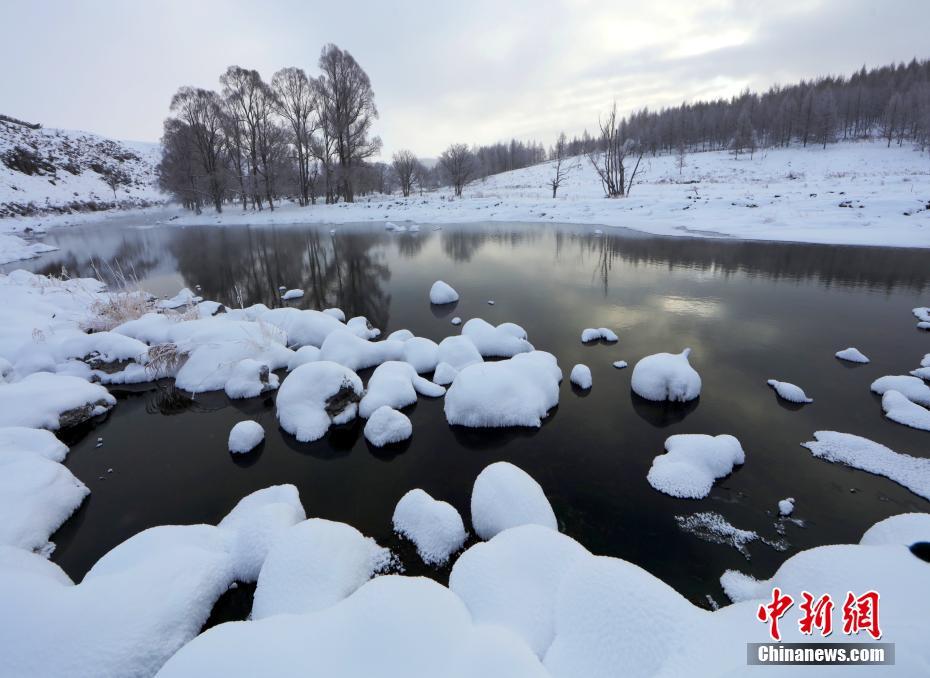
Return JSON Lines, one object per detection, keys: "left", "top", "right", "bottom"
{"left": 160, "top": 141, "right": 929, "bottom": 249}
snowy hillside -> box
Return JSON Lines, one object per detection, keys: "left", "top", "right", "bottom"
{"left": 173, "top": 141, "right": 930, "bottom": 248}
{"left": 0, "top": 116, "right": 164, "bottom": 219}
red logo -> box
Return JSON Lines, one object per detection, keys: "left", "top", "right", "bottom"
{"left": 757, "top": 589, "right": 881, "bottom": 641}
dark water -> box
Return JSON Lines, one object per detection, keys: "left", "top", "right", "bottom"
{"left": 10, "top": 220, "right": 930, "bottom": 609}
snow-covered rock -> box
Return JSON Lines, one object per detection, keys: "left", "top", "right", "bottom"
{"left": 766, "top": 378, "right": 813, "bottom": 403}
{"left": 432, "top": 335, "right": 484, "bottom": 386}
{"left": 158, "top": 287, "right": 202, "bottom": 309}
{"left": 276, "top": 361, "right": 364, "bottom": 442}
{"left": 0, "top": 427, "right": 86, "bottom": 553}
{"left": 778, "top": 497, "right": 795, "bottom": 516}
{"left": 228, "top": 421, "right": 264, "bottom": 454}
{"left": 402, "top": 336, "right": 440, "bottom": 374}
{"left": 803, "top": 431, "right": 930, "bottom": 500}
{"left": 321, "top": 307, "right": 345, "bottom": 322}
{"left": 392, "top": 489, "right": 467, "bottom": 565}
{"left": 0, "top": 372, "right": 115, "bottom": 429}
{"left": 580, "top": 327, "right": 618, "bottom": 343}
{"left": 461, "top": 318, "right": 533, "bottom": 357}
{"left": 359, "top": 361, "right": 445, "bottom": 418}
{"left": 612, "top": 360, "right": 628, "bottom": 369}
{"left": 386, "top": 328, "right": 415, "bottom": 342}
{"left": 319, "top": 328, "right": 403, "bottom": 371}
{"left": 251, "top": 518, "right": 392, "bottom": 619}
{"left": 258, "top": 307, "right": 344, "bottom": 348}
{"left": 224, "top": 359, "right": 279, "bottom": 399}
{"left": 914, "top": 307, "right": 930, "bottom": 328}
{"left": 281, "top": 289, "right": 304, "bottom": 301}
{"left": 346, "top": 315, "right": 381, "bottom": 340}
{"left": 451, "top": 316, "right": 462, "bottom": 326}
{"left": 859, "top": 512, "right": 930, "bottom": 546}
{"left": 286, "top": 345, "right": 320, "bottom": 371}
{"left": 445, "top": 351, "right": 561, "bottom": 427}
{"left": 450, "top": 525, "right": 589, "bottom": 658}
{"left": 363, "top": 406, "right": 413, "bottom": 447}
{"left": 835, "top": 347, "right": 869, "bottom": 363}
{"left": 646, "top": 434, "right": 746, "bottom": 499}
{"left": 471, "top": 462, "right": 557, "bottom": 540}
{"left": 870, "top": 374, "right": 930, "bottom": 406}
{"left": 630, "top": 348, "right": 701, "bottom": 402}
{"left": 569, "top": 364, "right": 592, "bottom": 389}
{"left": 881, "top": 390, "right": 930, "bottom": 431}
{"left": 429, "top": 280, "right": 459, "bottom": 304}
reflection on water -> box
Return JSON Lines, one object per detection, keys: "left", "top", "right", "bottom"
{"left": 10, "top": 220, "right": 930, "bottom": 607}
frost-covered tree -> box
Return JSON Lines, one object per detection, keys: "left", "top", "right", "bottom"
{"left": 439, "top": 143, "right": 474, "bottom": 197}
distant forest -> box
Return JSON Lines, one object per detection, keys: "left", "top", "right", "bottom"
{"left": 157, "top": 55, "right": 930, "bottom": 211}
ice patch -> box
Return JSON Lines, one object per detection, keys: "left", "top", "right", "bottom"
{"left": 675, "top": 512, "right": 760, "bottom": 559}
{"left": 631, "top": 348, "right": 701, "bottom": 402}
{"left": 471, "top": 462, "right": 557, "bottom": 540}
{"left": 647, "top": 434, "right": 745, "bottom": 499}
{"left": 393, "top": 489, "right": 467, "bottom": 566}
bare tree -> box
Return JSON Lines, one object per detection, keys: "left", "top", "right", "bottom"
{"left": 675, "top": 140, "right": 687, "bottom": 175}
{"left": 549, "top": 132, "right": 575, "bottom": 198}
{"left": 439, "top": 143, "right": 474, "bottom": 197}
{"left": 587, "top": 103, "right": 642, "bottom": 197}
{"left": 272, "top": 67, "right": 317, "bottom": 206}
{"left": 392, "top": 149, "right": 418, "bottom": 197}
{"left": 316, "top": 44, "right": 382, "bottom": 202}
{"left": 221, "top": 66, "right": 267, "bottom": 209}
{"left": 169, "top": 87, "right": 227, "bottom": 212}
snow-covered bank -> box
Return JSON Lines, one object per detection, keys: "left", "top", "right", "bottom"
{"left": 166, "top": 141, "right": 929, "bottom": 248}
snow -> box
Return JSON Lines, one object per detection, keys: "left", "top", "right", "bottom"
{"left": 0, "top": 372, "right": 115, "bottom": 429}
{"left": 321, "top": 307, "right": 345, "bottom": 321}
{"left": 914, "top": 307, "right": 930, "bottom": 326}
{"left": 228, "top": 421, "right": 264, "bottom": 454}
{"left": 778, "top": 497, "right": 795, "bottom": 516}
{"left": 359, "top": 361, "right": 445, "bottom": 418}
{"left": 461, "top": 318, "right": 534, "bottom": 357}
{"left": 258, "top": 307, "right": 345, "bottom": 348}
{"left": 675, "top": 511, "right": 762, "bottom": 559}
{"left": 569, "top": 364, "right": 592, "bottom": 389}
{"left": 433, "top": 335, "right": 484, "bottom": 385}
{"left": 803, "top": 431, "right": 930, "bottom": 500}
{"left": 158, "top": 141, "right": 930, "bottom": 249}
{"left": 766, "top": 378, "right": 813, "bottom": 403}
{"left": 451, "top": 316, "right": 462, "bottom": 325}
{"left": 156, "top": 575, "right": 549, "bottom": 678}
{"left": 280, "top": 289, "right": 304, "bottom": 300}
{"left": 835, "top": 346, "right": 870, "bottom": 363}
{"left": 392, "top": 488, "right": 467, "bottom": 565}
{"left": 363, "top": 406, "right": 413, "bottom": 447}
{"left": 276, "top": 361, "right": 364, "bottom": 443}
{"left": 859, "top": 512, "right": 930, "bottom": 546}
{"left": 912, "top": 366, "right": 930, "bottom": 380}
{"left": 881, "top": 390, "right": 930, "bottom": 431}
{"left": 319, "top": 328, "right": 403, "bottom": 371}
{"left": 870, "top": 374, "right": 930, "bottom": 406}
{"left": 630, "top": 348, "right": 701, "bottom": 402}
{"left": 450, "top": 525, "right": 589, "bottom": 658}
{"left": 251, "top": 518, "right": 392, "bottom": 619}
{"left": 471, "top": 462, "right": 557, "bottom": 540}
{"left": 0, "top": 427, "right": 87, "bottom": 553}
{"left": 346, "top": 315, "right": 380, "bottom": 339}
{"left": 646, "top": 434, "right": 746, "bottom": 499}
{"left": 445, "top": 351, "right": 562, "bottom": 427}
{"left": 174, "top": 332, "right": 291, "bottom": 395}
{"left": 429, "top": 280, "right": 459, "bottom": 304}
{"left": 223, "top": 359, "right": 279, "bottom": 399}
{"left": 286, "top": 344, "right": 320, "bottom": 370}
{"left": 0, "top": 485, "right": 303, "bottom": 678}
{"left": 580, "top": 327, "right": 618, "bottom": 343}
{"left": 387, "top": 328, "right": 415, "bottom": 342}
{"left": 611, "top": 360, "right": 628, "bottom": 369}
{"left": 402, "top": 336, "right": 440, "bottom": 373}
{"left": 158, "top": 287, "right": 202, "bottom": 309}
{"left": 0, "top": 233, "right": 56, "bottom": 264}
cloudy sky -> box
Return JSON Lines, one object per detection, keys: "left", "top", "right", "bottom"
{"left": 3, "top": 0, "right": 927, "bottom": 157}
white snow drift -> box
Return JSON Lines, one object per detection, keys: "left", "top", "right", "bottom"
{"left": 881, "top": 390, "right": 930, "bottom": 431}
{"left": 870, "top": 374, "right": 930, "bottom": 406}
{"left": 392, "top": 489, "right": 467, "bottom": 566}
{"left": 647, "top": 434, "right": 746, "bottom": 499}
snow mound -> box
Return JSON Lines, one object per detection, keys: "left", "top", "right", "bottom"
{"left": 0, "top": 234, "right": 57, "bottom": 265}
{"left": 276, "top": 361, "right": 364, "bottom": 443}
{"left": 387, "top": 328, "right": 415, "bottom": 342}
{"left": 429, "top": 280, "right": 459, "bottom": 304}
{"left": 392, "top": 489, "right": 467, "bottom": 565}
{"left": 158, "top": 287, "right": 202, "bottom": 309}
{"left": 402, "top": 336, "right": 440, "bottom": 373}
{"left": 451, "top": 316, "right": 462, "bottom": 326}
{"left": 912, "top": 366, "right": 930, "bottom": 380}
{"left": 346, "top": 315, "right": 381, "bottom": 340}
{"left": 251, "top": 518, "right": 392, "bottom": 619}
{"left": 569, "top": 364, "right": 592, "bottom": 389}
{"left": 286, "top": 345, "right": 320, "bottom": 370}
{"left": 156, "top": 575, "right": 549, "bottom": 678}
{"left": 228, "top": 421, "right": 264, "bottom": 454}
{"left": 0, "top": 427, "right": 87, "bottom": 553}
{"left": 580, "top": 327, "right": 618, "bottom": 343}
{"left": 914, "top": 307, "right": 930, "bottom": 327}
{"left": 881, "top": 390, "right": 930, "bottom": 431}
{"left": 281, "top": 289, "right": 304, "bottom": 300}
{"left": 359, "top": 361, "right": 445, "bottom": 418}
{"left": 433, "top": 335, "right": 483, "bottom": 385}
{"left": 259, "top": 307, "right": 344, "bottom": 348}
{"left": 766, "top": 378, "right": 813, "bottom": 403}
{"left": 778, "top": 497, "right": 795, "bottom": 516}
{"left": 224, "top": 359, "right": 279, "bottom": 399}
{"left": 803, "top": 431, "right": 930, "bottom": 500}
{"left": 0, "top": 372, "right": 115, "bottom": 429}
{"left": 631, "top": 348, "right": 701, "bottom": 402}
{"left": 363, "top": 406, "right": 412, "bottom": 447}
{"left": 450, "top": 525, "right": 589, "bottom": 658}
{"left": 646, "top": 434, "right": 745, "bottom": 499}
{"left": 835, "top": 347, "right": 869, "bottom": 363}
{"left": 859, "top": 513, "right": 930, "bottom": 546}
{"left": 319, "top": 328, "right": 403, "bottom": 371}
{"left": 321, "top": 307, "right": 345, "bottom": 322}
{"left": 870, "top": 374, "right": 930, "bottom": 406}
{"left": 445, "top": 351, "right": 562, "bottom": 427}
{"left": 471, "top": 462, "right": 557, "bottom": 540}
{"left": 461, "top": 318, "right": 534, "bottom": 357}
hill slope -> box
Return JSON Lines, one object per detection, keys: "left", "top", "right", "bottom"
{"left": 0, "top": 117, "right": 163, "bottom": 218}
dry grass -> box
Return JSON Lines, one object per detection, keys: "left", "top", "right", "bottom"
{"left": 144, "top": 342, "right": 188, "bottom": 377}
